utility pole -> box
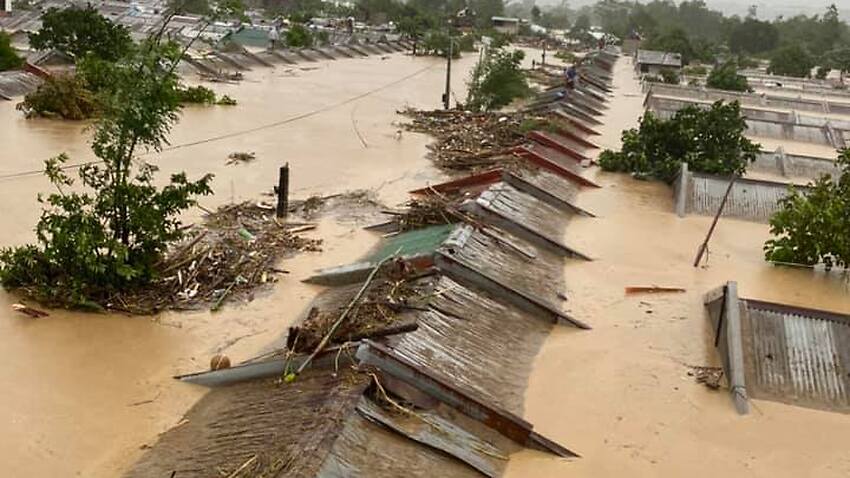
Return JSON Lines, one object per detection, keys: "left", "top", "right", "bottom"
{"left": 443, "top": 35, "right": 452, "bottom": 109}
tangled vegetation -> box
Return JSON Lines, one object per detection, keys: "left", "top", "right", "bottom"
{"left": 0, "top": 32, "right": 24, "bottom": 72}
{"left": 0, "top": 32, "right": 214, "bottom": 309}
{"left": 598, "top": 101, "right": 760, "bottom": 182}
{"left": 764, "top": 150, "right": 850, "bottom": 270}
{"left": 16, "top": 74, "right": 98, "bottom": 120}
{"left": 466, "top": 48, "right": 529, "bottom": 112}
{"left": 706, "top": 61, "right": 750, "bottom": 92}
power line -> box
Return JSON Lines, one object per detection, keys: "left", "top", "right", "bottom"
{"left": 0, "top": 62, "right": 437, "bottom": 182}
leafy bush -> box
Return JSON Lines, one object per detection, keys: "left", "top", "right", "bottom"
{"left": 764, "top": 150, "right": 850, "bottom": 269}
{"left": 0, "top": 32, "right": 24, "bottom": 71}
{"left": 816, "top": 66, "right": 831, "bottom": 80}
{"left": 554, "top": 50, "right": 577, "bottom": 63}
{"left": 706, "top": 61, "right": 750, "bottom": 92}
{"left": 28, "top": 5, "right": 132, "bottom": 61}
{"left": 683, "top": 64, "right": 708, "bottom": 76}
{"left": 178, "top": 85, "right": 217, "bottom": 104}
{"left": 0, "top": 38, "right": 213, "bottom": 308}
{"left": 466, "top": 48, "right": 530, "bottom": 112}
{"left": 286, "top": 24, "right": 313, "bottom": 48}
{"left": 16, "top": 74, "right": 98, "bottom": 120}
{"left": 598, "top": 101, "right": 760, "bottom": 182}
{"left": 456, "top": 33, "right": 476, "bottom": 53}
{"left": 659, "top": 68, "right": 680, "bottom": 85}
{"left": 768, "top": 44, "right": 815, "bottom": 78}
{"left": 421, "top": 31, "right": 460, "bottom": 58}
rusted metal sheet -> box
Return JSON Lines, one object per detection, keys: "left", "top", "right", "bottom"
{"left": 294, "top": 48, "right": 320, "bottom": 62}
{"left": 530, "top": 128, "right": 599, "bottom": 151}
{"left": 355, "top": 398, "right": 508, "bottom": 477}
{"left": 468, "top": 183, "right": 592, "bottom": 260}
{"left": 356, "top": 340, "right": 580, "bottom": 457}
{"left": 528, "top": 131, "right": 595, "bottom": 160}
{"left": 409, "top": 169, "right": 503, "bottom": 196}
{"left": 213, "top": 51, "right": 251, "bottom": 70}
{"left": 267, "top": 49, "right": 299, "bottom": 64}
{"left": 505, "top": 168, "right": 595, "bottom": 215}
{"left": 394, "top": 275, "right": 553, "bottom": 413}
{"left": 435, "top": 226, "right": 590, "bottom": 328}
{"left": 741, "top": 299, "right": 850, "bottom": 413}
{"left": 516, "top": 143, "right": 601, "bottom": 188}
{"left": 129, "top": 366, "right": 370, "bottom": 478}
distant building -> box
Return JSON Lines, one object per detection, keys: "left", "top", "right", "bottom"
{"left": 635, "top": 49, "right": 682, "bottom": 75}
{"left": 491, "top": 16, "right": 520, "bottom": 35}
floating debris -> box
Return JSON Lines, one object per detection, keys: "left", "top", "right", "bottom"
{"left": 399, "top": 108, "right": 533, "bottom": 171}
{"left": 11, "top": 303, "right": 49, "bottom": 318}
{"left": 688, "top": 366, "right": 724, "bottom": 390}
{"left": 108, "top": 201, "right": 322, "bottom": 314}
{"left": 226, "top": 151, "right": 256, "bottom": 165}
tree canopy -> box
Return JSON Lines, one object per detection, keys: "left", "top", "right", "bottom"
{"left": 28, "top": 5, "right": 133, "bottom": 61}
{"left": 0, "top": 32, "right": 24, "bottom": 72}
{"left": 598, "top": 101, "right": 760, "bottom": 183}
{"left": 768, "top": 44, "right": 816, "bottom": 78}
{"left": 764, "top": 149, "right": 850, "bottom": 270}
{"left": 706, "top": 61, "right": 750, "bottom": 92}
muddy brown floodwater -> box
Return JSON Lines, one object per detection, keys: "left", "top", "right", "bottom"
{"left": 0, "top": 51, "right": 483, "bottom": 477}
{"left": 506, "top": 55, "right": 850, "bottom": 477}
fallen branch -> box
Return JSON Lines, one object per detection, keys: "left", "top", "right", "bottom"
{"left": 295, "top": 253, "right": 399, "bottom": 375}
{"left": 625, "top": 286, "right": 686, "bottom": 294}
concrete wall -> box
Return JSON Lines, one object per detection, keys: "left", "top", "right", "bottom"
{"left": 751, "top": 149, "right": 842, "bottom": 179}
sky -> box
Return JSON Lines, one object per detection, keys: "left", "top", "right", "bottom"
{"left": 561, "top": 0, "right": 849, "bottom": 19}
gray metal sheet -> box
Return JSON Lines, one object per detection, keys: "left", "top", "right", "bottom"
{"left": 686, "top": 174, "right": 795, "bottom": 223}
{"left": 742, "top": 300, "right": 850, "bottom": 412}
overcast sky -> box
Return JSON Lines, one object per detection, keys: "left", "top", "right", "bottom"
{"left": 560, "top": 1, "right": 849, "bottom": 19}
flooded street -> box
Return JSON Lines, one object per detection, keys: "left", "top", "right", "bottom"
{"left": 506, "top": 56, "right": 850, "bottom": 477}
{"left": 0, "top": 51, "right": 480, "bottom": 476}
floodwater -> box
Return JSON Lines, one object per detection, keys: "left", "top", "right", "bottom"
{"left": 0, "top": 51, "right": 483, "bottom": 476}
{"left": 506, "top": 55, "right": 850, "bottom": 477}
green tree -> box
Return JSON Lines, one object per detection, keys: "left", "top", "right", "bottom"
{"left": 0, "top": 25, "right": 213, "bottom": 308}
{"left": 764, "top": 149, "right": 850, "bottom": 270}
{"left": 466, "top": 48, "right": 530, "bottom": 111}
{"left": 824, "top": 47, "right": 850, "bottom": 81}
{"left": 644, "top": 28, "right": 695, "bottom": 65}
{"left": 598, "top": 101, "right": 760, "bottom": 182}
{"left": 768, "top": 44, "right": 815, "bottom": 78}
{"left": 0, "top": 32, "right": 23, "bottom": 71}
{"left": 286, "top": 24, "right": 314, "bottom": 47}
{"left": 16, "top": 74, "right": 98, "bottom": 119}
{"left": 531, "top": 5, "right": 541, "bottom": 23}
{"left": 169, "top": 0, "right": 212, "bottom": 15}
{"left": 706, "top": 61, "right": 750, "bottom": 92}
{"left": 28, "top": 5, "right": 133, "bottom": 61}
{"left": 728, "top": 18, "right": 779, "bottom": 55}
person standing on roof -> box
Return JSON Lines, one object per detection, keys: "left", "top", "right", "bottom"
{"left": 565, "top": 64, "right": 578, "bottom": 89}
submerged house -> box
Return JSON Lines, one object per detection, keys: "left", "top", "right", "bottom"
{"left": 635, "top": 49, "right": 682, "bottom": 75}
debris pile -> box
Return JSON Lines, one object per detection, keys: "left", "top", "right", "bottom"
{"left": 110, "top": 202, "right": 322, "bottom": 314}
{"left": 400, "top": 108, "right": 530, "bottom": 171}
{"left": 688, "top": 366, "right": 724, "bottom": 390}
{"left": 388, "top": 194, "right": 465, "bottom": 232}
{"left": 286, "top": 271, "right": 425, "bottom": 353}
{"left": 226, "top": 151, "right": 256, "bottom": 165}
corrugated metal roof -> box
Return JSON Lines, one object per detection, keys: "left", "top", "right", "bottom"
{"left": 636, "top": 49, "right": 682, "bottom": 67}
{"left": 741, "top": 299, "right": 850, "bottom": 412}
{"left": 682, "top": 172, "right": 799, "bottom": 223}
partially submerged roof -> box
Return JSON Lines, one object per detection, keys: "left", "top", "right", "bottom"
{"left": 673, "top": 163, "right": 802, "bottom": 223}
{"left": 706, "top": 282, "right": 850, "bottom": 414}
{"left": 636, "top": 49, "right": 682, "bottom": 68}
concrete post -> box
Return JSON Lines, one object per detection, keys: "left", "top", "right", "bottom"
{"left": 675, "top": 162, "right": 690, "bottom": 218}
{"left": 775, "top": 146, "right": 788, "bottom": 177}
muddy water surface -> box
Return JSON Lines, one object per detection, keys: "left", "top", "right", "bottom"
{"left": 506, "top": 55, "right": 850, "bottom": 478}
{"left": 0, "top": 51, "right": 481, "bottom": 477}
